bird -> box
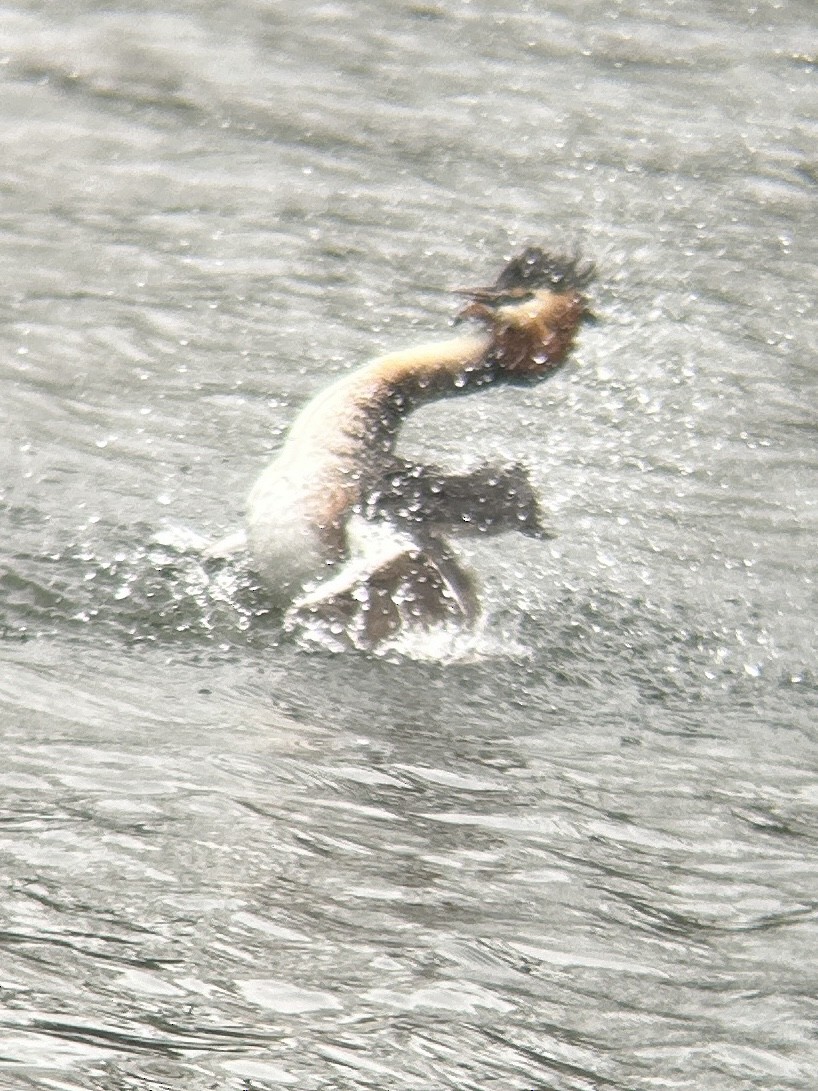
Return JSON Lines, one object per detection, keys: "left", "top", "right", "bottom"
{"left": 208, "top": 247, "right": 595, "bottom": 649}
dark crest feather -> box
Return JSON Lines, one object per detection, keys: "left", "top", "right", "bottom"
{"left": 494, "top": 247, "right": 595, "bottom": 293}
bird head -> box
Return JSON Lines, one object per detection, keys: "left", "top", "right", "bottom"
{"left": 453, "top": 247, "right": 596, "bottom": 381}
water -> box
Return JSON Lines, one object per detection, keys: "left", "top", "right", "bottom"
{"left": 1, "top": 0, "right": 817, "bottom": 1087}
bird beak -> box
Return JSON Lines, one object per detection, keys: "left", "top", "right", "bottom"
{"left": 450, "top": 285, "right": 533, "bottom": 303}
{"left": 450, "top": 285, "right": 500, "bottom": 301}
{"left": 450, "top": 285, "right": 527, "bottom": 324}
{"left": 451, "top": 292, "right": 497, "bottom": 325}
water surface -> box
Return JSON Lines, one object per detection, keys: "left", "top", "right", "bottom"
{"left": 1, "top": 1, "right": 817, "bottom": 1088}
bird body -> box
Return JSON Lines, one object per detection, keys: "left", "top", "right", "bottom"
{"left": 245, "top": 331, "right": 491, "bottom": 601}
{"left": 219, "top": 248, "right": 594, "bottom": 646}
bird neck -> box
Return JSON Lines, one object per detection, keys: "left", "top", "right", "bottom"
{"left": 357, "top": 331, "right": 497, "bottom": 413}
{"left": 285, "top": 288, "right": 585, "bottom": 468}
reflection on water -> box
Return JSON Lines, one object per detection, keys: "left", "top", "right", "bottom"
{"left": 1, "top": 0, "right": 817, "bottom": 1088}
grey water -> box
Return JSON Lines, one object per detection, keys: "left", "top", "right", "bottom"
{"left": 1, "top": 0, "right": 817, "bottom": 1088}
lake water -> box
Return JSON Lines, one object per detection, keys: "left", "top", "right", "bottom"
{"left": 1, "top": 1, "right": 817, "bottom": 1088}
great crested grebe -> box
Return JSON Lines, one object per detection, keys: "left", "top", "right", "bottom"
{"left": 213, "top": 247, "right": 594, "bottom": 647}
